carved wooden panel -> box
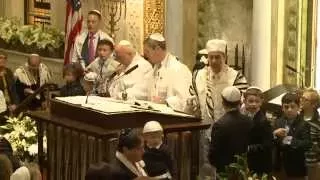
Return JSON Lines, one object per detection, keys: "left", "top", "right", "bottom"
{"left": 283, "top": 0, "right": 299, "bottom": 85}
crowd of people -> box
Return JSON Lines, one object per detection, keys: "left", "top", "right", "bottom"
{"left": 0, "top": 9, "right": 320, "bottom": 180}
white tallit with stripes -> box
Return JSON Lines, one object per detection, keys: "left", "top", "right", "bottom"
{"left": 190, "top": 65, "right": 248, "bottom": 124}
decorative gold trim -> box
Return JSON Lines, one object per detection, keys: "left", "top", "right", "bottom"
{"left": 143, "top": 0, "right": 166, "bottom": 39}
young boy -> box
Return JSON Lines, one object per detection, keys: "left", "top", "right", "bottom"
{"left": 142, "top": 121, "right": 176, "bottom": 179}
{"left": 300, "top": 88, "right": 320, "bottom": 180}
{"left": 273, "top": 92, "right": 311, "bottom": 179}
{"left": 85, "top": 39, "right": 119, "bottom": 96}
{"left": 241, "top": 87, "right": 273, "bottom": 176}
{"left": 60, "top": 63, "right": 85, "bottom": 97}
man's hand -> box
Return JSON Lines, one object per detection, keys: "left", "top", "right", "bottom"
{"left": 152, "top": 96, "right": 166, "bottom": 104}
{"left": 8, "top": 104, "right": 17, "bottom": 112}
{"left": 186, "top": 96, "right": 199, "bottom": 112}
{"left": 273, "top": 128, "right": 287, "bottom": 138}
{"left": 24, "top": 88, "right": 34, "bottom": 95}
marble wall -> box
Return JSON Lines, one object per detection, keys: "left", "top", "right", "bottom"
{"left": 198, "top": 0, "right": 253, "bottom": 74}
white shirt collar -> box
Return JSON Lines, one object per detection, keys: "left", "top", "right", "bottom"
{"left": 115, "top": 151, "right": 147, "bottom": 177}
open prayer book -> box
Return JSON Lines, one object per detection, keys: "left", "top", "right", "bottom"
{"left": 55, "top": 96, "right": 193, "bottom": 117}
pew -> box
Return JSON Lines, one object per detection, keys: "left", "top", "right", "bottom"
{"left": 27, "top": 96, "right": 210, "bottom": 180}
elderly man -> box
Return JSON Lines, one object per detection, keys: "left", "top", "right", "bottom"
{"left": 85, "top": 39, "right": 119, "bottom": 96}
{"left": 187, "top": 39, "right": 248, "bottom": 122}
{"left": 108, "top": 40, "right": 152, "bottom": 100}
{"left": 143, "top": 33, "right": 192, "bottom": 111}
{"left": 14, "top": 54, "right": 51, "bottom": 110}
{"left": 72, "top": 10, "right": 113, "bottom": 69}
{"left": 186, "top": 39, "right": 249, "bottom": 178}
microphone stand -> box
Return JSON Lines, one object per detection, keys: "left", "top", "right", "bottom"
{"left": 286, "top": 65, "right": 304, "bottom": 88}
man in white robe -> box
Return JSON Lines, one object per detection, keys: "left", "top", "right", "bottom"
{"left": 72, "top": 10, "right": 113, "bottom": 69}
{"left": 108, "top": 40, "right": 152, "bottom": 100}
{"left": 185, "top": 39, "right": 249, "bottom": 178}
{"left": 143, "top": 33, "right": 192, "bottom": 111}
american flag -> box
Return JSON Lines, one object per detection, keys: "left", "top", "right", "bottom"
{"left": 64, "top": 0, "right": 83, "bottom": 65}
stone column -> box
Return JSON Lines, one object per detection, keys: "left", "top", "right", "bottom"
{"left": 50, "top": 0, "right": 66, "bottom": 31}
{"left": 251, "top": 0, "right": 272, "bottom": 90}
{"left": 5, "top": 0, "right": 24, "bottom": 22}
{"left": 165, "top": 0, "right": 198, "bottom": 69}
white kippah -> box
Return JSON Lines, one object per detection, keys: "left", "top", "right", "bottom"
{"left": 10, "top": 166, "right": 31, "bottom": 180}
{"left": 143, "top": 121, "right": 163, "bottom": 133}
{"left": 30, "top": 54, "right": 40, "bottom": 57}
{"left": 246, "top": 86, "right": 263, "bottom": 92}
{"left": 89, "top": 9, "right": 101, "bottom": 16}
{"left": 118, "top": 40, "right": 132, "bottom": 46}
{"left": 149, "top": 33, "right": 165, "bottom": 42}
{"left": 198, "top": 49, "right": 208, "bottom": 55}
{"left": 221, "top": 86, "right": 241, "bottom": 102}
{"left": 206, "top": 39, "right": 227, "bottom": 53}
{"left": 84, "top": 72, "right": 98, "bottom": 82}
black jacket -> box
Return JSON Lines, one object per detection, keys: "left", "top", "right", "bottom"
{"left": 111, "top": 159, "right": 140, "bottom": 180}
{"left": 208, "top": 109, "right": 253, "bottom": 173}
{"left": 60, "top": 80, "right": 85, "bottom": 97}
{"left": 247, "top": 110, "right": 273, "bottom": 175}
{"left": 273, "top": 115, "right": 311, "bottom": 177}
{"left": 143, "top": 144, "right": 176, "bottom": 179}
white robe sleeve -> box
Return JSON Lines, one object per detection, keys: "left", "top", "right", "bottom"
{"left": 125, "top": 63, "right": 153, "bottom": 100}
{"left": 166, "top": 64, "right": 192, "bottom": 111}
{"left": 72, "top": 36, "right": 86, "bottom": 69}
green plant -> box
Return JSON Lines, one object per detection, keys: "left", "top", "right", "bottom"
{"left": 0, "top": 113, "right": 46, "bottom": 162}
{"left": 217, "top": 154, "right": 275, "bottom": 180}
{"left": 0, "top": 17, "right": 65, "bottom": 58}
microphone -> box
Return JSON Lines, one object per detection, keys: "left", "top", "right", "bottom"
{"left": 106, "top": 64, "right": 139, "bottom": 97}
{"left": 286, "top": 65, "right": 298, "bottom": 73}
{"left": 285, "top": 64, "right": 304, "bottom": 88}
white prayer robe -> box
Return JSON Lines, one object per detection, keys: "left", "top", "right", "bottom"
{"left": 189, "top": 65, "right": 248, "bottom": 124}
{"left": 86, "top": 57, "right": 119, "bottom": 95}
{"left": 72, "top": 30, "right": 113, "bottom": 69}
{"left": 148, "top": 53, "right": 192, "bottom": 111}
{"left": 108, "top": 54, "right": 152, "bottom": 100}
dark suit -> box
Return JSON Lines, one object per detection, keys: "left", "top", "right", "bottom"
{"left": 208, "top": 109, "right": 253, "bottom": 173}
{"left": 111, "top": 159, "right": 139, "bottom": 180}
{"left": 247, "top": 110, "right": 273, "bottom": 175}
{"left": 143, "top": 144, "right": 177, "bottom": 179}
{"left": 273, "top": 115, "right": 311, "bottom": 177}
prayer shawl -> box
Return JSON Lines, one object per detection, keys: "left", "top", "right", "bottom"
{"left": 190, "top": 65, "right": 248, "bottom": 136}
{"left": 14, "top": 63, "right": 51, "bottom": 87}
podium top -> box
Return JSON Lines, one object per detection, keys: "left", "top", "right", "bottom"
{"left": 50, "top": 96, "right": 200, "bottom": 130}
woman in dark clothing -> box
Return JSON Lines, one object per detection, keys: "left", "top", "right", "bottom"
{"left": 60, "top": 63, "right": 85, "bottom": 97}
{"left": 0, "top": 137, "right": 21, "bottom": 171}
{"left": 0, "top": 51, "right": 19, "bottom": 124}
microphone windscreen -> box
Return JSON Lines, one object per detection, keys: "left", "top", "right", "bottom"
{"left": 124, "top": 64, "right": 139, "bottom": 75}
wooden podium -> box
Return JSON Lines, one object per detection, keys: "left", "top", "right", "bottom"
{"left": 27, "top": 96, "right": 210, "bottom": 180}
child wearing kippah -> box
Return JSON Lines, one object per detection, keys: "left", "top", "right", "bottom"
{"left": 142, "top": 121, "right": 176, "bottom": 180}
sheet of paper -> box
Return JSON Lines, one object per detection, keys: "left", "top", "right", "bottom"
{"left": 268, "top": 93, "right": 286, "bottom": 105}
{"left": 55, "top": 96, "right": 194, "bottom": 117}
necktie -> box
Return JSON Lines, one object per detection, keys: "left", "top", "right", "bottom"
{"left": 88, "top": 33, "right": 95, "bottom": 63}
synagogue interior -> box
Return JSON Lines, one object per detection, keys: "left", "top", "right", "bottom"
{"left": 0, "top": 0, "right": 320, "bottom": 180}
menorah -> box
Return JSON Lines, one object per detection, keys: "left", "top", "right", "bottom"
{"left": 98, "top": 0, "right": 126, "bottom": 39}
